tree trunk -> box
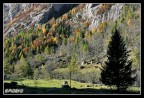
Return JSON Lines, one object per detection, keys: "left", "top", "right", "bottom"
{"left": 70, "top": 71, "right": 71, "bottom": 88}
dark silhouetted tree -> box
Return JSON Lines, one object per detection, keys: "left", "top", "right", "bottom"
{"left": 100, "top": 29, "right": 136, "bottom": 92}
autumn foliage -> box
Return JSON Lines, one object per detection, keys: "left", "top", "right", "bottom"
{"left": 53, "top": 37, "right": 59, "bottom": 44}
{"left": 62, "top": 13, "right": 68, "bottom": 21}
{"left": 42, "top": 27, "right": 47, "bottom": 34}
{"left": 71, "top": 7, "right": 78, "bottom": 15}
{"left": 97, "top": 4, "right": 112, "bottom": 14}
{"left": 84, "top": 20, "right": 92, "bottom": 29}
{"left": 91, "top": 28, "right": 97, "bottom": 34}
{"left": 47, "top": 38, "right": 53, "bottom": 44}
{"left": 71, "top": 36, "right": 75, "bottom": 42}
{"left": 77, "top": 4, "right": 85, "bottom": 10}
{"left": 33, "top": 38, "right": 42, "bottom": 47}
{"left": 49, "top": 17, "right": 56, "bottom": 26}
{"left": 85, "top": 31, "right": 91, "bottom": 40}
{"left": 19, "top": 38, "right": 23, "bottom": 44}
{"left": 127, "top": 19, "right": 132, "bottom": 26}
{"left": 11, "top": 45, "right": 17, "bottom": 54}
{"left": 74, "top": 29, "right": 80, "bottom": 37}
{"left": 51, "top": 23, "right": 59, "bottom": 31}
{"left": 23, "top": 47, "right": 30, "bottom": 55}
{"left": 97, "top": 22, "right": 104, "bottom": 33}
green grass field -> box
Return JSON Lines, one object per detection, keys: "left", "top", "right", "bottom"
{"left": 4, "top": 79, "right": 101, "bottom": 88}
{"left": 4, "top": 79, "right": 140, "bottom": 94}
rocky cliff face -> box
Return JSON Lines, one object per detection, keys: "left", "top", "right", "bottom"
{"left": 3, "top": 3, "right": 78, "bottom": 37}
{"left": 4, "top": 4, "right": 51, "bottom": 37}
{"left": 4, "top": 3, "right": 124, "bottom": 38}
{"left": 39, "top": 4, "right": 78, "bottom": 24}
{"left": 88, "top": 4, "right": 124, "bottom": 30}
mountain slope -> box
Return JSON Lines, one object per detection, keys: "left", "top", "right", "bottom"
{"left": 4, "top": 4, "right": 78, "bottom": 37}
{"left": 4, "top": 3, "right": 140, "bottom": 86}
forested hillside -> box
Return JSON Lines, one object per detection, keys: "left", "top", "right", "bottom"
{"left": 4, "top": 4, "right": 140, "bottom": 94}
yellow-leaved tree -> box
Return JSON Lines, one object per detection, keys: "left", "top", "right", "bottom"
{"left": 97, "top": 22, "right": 104, "bottom": 33}
{"left": 127, "top": 19, "right": 132, "bottom": 26}
{"left": 91, "top": 28, "right": 97, "bottom": 34}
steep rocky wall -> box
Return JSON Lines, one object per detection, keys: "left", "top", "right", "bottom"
{"left": 3, "top": 4, "right": 78, "bottom": 37}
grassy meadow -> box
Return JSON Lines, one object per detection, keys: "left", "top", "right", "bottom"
{"left": 4, "top": 79, "right": 140, "bottom": 94}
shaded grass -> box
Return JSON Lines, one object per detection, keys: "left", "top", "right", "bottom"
{"left": 4, "top": 79, "right": 140, "bottom": 94}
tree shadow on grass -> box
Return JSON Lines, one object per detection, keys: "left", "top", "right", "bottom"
{"left": 4, "top": 82, "right": 140, "bottom": 94}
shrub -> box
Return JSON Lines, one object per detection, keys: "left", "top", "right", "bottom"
{"left": 10, "top": 73, "right": 20, "bottom": 81}
{"left": 35, "top": 54, "right": 45, "bottom": 65}
{"left": 52, "top": 68, "right": 69, "bottom": 79}
{"left": 33, "top": 68, "right": 39, "bottom": 80}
